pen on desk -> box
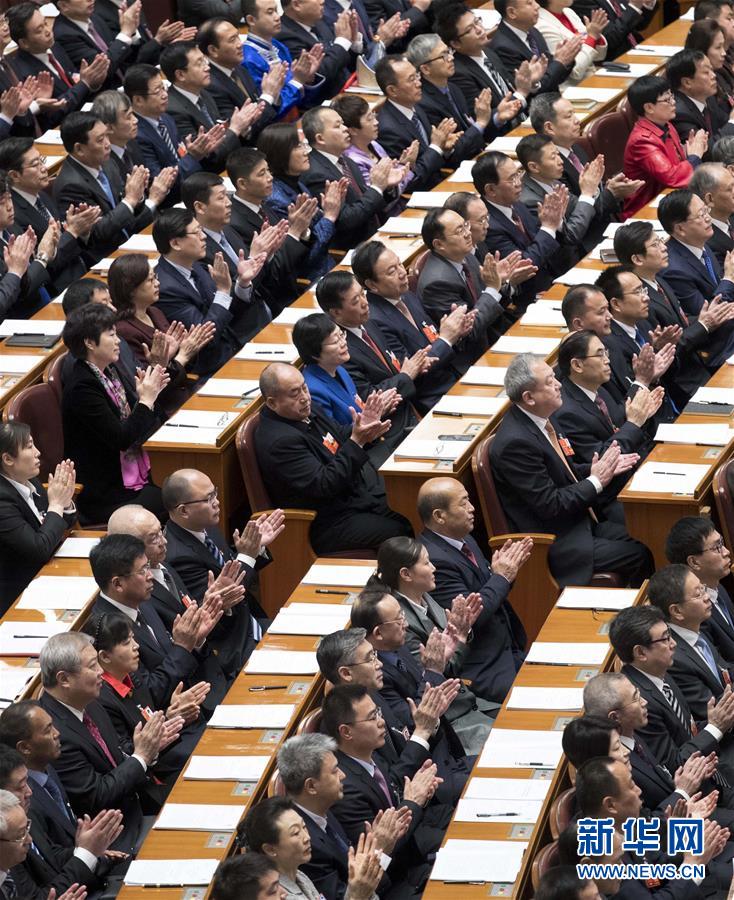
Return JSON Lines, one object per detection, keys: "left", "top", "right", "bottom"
{"left": 516, "top": 761, "right": 546, "bottom": 766}
{"left": 476, "top": 812, "right": 519, "bottom": 817}
{"left": 14, "top": 634, "right": 47, "bottom": 639}
{"left": 241, "top": 387, "right": 260, "bottom": 397}
{"left": 434, "top": 411, "right": 464, "bottom": 418}
{"left": 254, "top": 350, "right": 285, "bottom": 355}
{"left": 316, "top": 588, "right": 348, "bottom": 595}
{"left": 165, "top": 423, "right": 198, "bottom": 428}
{"left": 249, "top": 685, "right": 288, "bottom": 692}
{"left": 652, "top": 471, "right": 685, "bottom": 476}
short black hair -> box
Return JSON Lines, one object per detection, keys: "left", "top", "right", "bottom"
{"left": 613, "top": 220, "right": 656, "bottom": 264}
{"left": 562, "top": 716, "right": 617, "bottom": 769}
{"left": 374, "top": 55, "right": 405, "bottom": 95}
{"left": 695, "top": 0, "right": 734, "bottom": 19}
{"left": 628, "top": 75, "right": 671, "bottom": 116}
{"left": 421, "top": 207, "right": 451, "bottom": 249}
{"left": 686, "top": 18, "right": 726, "bottom": 55}
{"left": 443, "top": 190, "right": 477, "bottom": 219}
{"left": 0, "top": 422, "right": 32, "bottom": 465}
{"left": 666, "top": 516, "right": 717, "bottom": 563}
{"left": 574, "top": 756, "right": 617, "bottom": 817}
{"left": 529, "top": 92, "right": 563, "bottom": 135}
{"left": 256, "top": 123, "right": 299, "bottom": 179}
{"left": 0, "top": 700, "right": 42, "bottom": 750}
{"left": 61, "top": 278, "right": 109, "bottom": 316}
{"left": 472, "top": 151, "right": 509, "bottom": 195}
{"left": 315, "top": 270, "right": 357, "bottom": 314}
{"left": 0, "top": 746, "right": 26, "bottom": 789}
{"left": 434, "top": 2, "right": 471, "bottom": 45}
{"left": 292, "top": 313, "right": 340, "bottom": 365}
{"left": 320, "top": 683, "right": 369, "bottom": 741}
{"left": 0, "top": 137, "right": 34, "bottom": 174}
{"left": 210, "top": 853, "right": 277, "bottom": 900}
{"left": 350, "top": 588, "right": 391, "bottom": 635}
{"left": 331, "top": 94, "right": 370, "bottom": 129}
{"left": 609, "top": 605, "right": 666, "bottom": 663}
{"left": 89, "top": 533, "right": 147, "bottom": 591}
{"left": 667, "top": 48, "right": 706, "bottom": 92}
{"left": 226, "top": 148, "right": 267, "bottom": 187}
{"left": 60, "top": 112, "right": 102, "bottom": 154}
{"left": 241, "top": 797, "right": 296, "bottom": 853}
{"left": 557, "top": 329, "right": 596, "bottom": 378}
{"left": 123, "top": 64, "right": 161, "bottom": 101}
{"left": 561, "top": 285, "right": 604, "bottom": 328}
{"left": 647, "top": 563, "right": 692, "bottom": 619}
{"left": 595, "top": 264, "right": 635, "bottom": 306}
{"left": 181, "top": 172, "right": 224, "bottom": 211}
{"left": 159, "top": 41, "right": 197, "bottom": 84}
{"left": 7, "top": 2, "right": 38, "bottom": 44}
{"left": 62, "top": 302, "right": 117, "bottom": 359}
{"left": 516, "top": 133, "right": 552, "bottom": 171}
{"left": 351, "top": 240, "right": 388, "bottom": 288}
{"left": 197, "top": 17, "right": 229, "bottom": 55}
{"left": 153, "top": 208, "right": 196, "bottom": 255}
{"left": 83, "top": 612, "right": 134, "bottom": 653}
{"left": 658, "top": 189, "right": 694, "bottom": 236}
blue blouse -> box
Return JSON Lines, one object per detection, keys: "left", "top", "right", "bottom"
{"left": 266, "top": 179, "right": 336, "bottom": 282}
{"left": 303, "top": 364, "right": 362, "bottom": 426}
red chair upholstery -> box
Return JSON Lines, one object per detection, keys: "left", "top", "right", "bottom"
{"left": 531, "top": 841, "right": 560, "bottom": 890}
{"left": 296, "top": 708, "right": 323, "bottom": 734}
{"left": 44, "top": 351, "right": 67, "bottom": 403}
{"left": 584, "top": 111, "right": 631, "bottom": 178}
{"left": 617, "top": 96, "right": 637, "bottom": 131}
{"left": 4, "top": 383, "right": 64, "bottom": 477}
{"left": 714, "top": 458, "right": 734, "bottom": 552}
{"left": 408, "top": 249, "right": 430, "bottom": 294}
{"left": 549, "top": 787, "right": 576, "bottom": 839}
{"left": 268, "top": 769, "right": 287, "bottom": 797}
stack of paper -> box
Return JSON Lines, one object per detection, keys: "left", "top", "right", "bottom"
{"left": 429, "top": 840, "right": 528, "bottom": 883}
{"left": 448, "top": 160, "right": 476, "bottom": 182}
{"left": 90, "top": 259, "right": 115, "bottom": 273}
{"left": 655, "top": 423, "right": 734, "bottom": 446}
{"left": 184, "top": 755, "right": 271, "bottom": 781}
{"left": 0, "top": 620, "right": 68, "bottom": 655}
{"left": 462, "top": 366, "right": 507, "bottom": 386}
{"left": 492, "top": 335, "right": 558, "bottom": 355}
{"left": 604, "top": 220, "right": 664, "bottom": 239}
{"left": 562, "top": 87, "right": 618, "bottom": 103}
{"left": 486, "top": 136, "right": 522, "bottom": 153}
{"left": 520, "top": 303, "right": 566, "bottom": 327}
{"left": 394, "top": 439, "right": 467, "bottom": 461}
{"left": 433, "top": 395, "right": 505, "bottom": 416}
{"left": 244, "top": 649, "right": 319, "bottom": 674}
{"left": 119, "top": 234, "right": 157, "bottom": 251}
{"left": 153, "top": 803, "right": 246, "bottom": 830}
{"left": 454, "top": 798, "right": 543, "bottom": 822}
{"left": 556, "top": 587, "right": 638, "bottom": 610}
{"left": 235, "top": 343, "right": 298, "bottom": 362}
{"left": 407, "top": 192, "right": 454, "bottom": 209}
{"left": 628, "top": 44, "right": 684, "bottom": 56}
{"left": 556, "top": 268, "right": 604, "bottom": 286}
{"left": 38, "top": 129, "right": 64, "bottom": 144}
{"left": 149, "top": 425, "right": 223, "bottom": 446}
{"left": 302, "top": 564, "right": 375, "bottom": 586}
{"left": 0, "top": 665, "right": 36, "bottom": 706}
{"left": 197, "top": 378, "right": 260, "bottom": 399}
{"left": 208, "top": 705, "right": 296, "bottom": 729}
{"left": 0, "top": 355, "right": 44, "bottom": 374}
{"left": 268, "top": 603, "right": 350, "bottom": 635}
{"left": 125, "top": 859, "right": 219, "bottom": 886}
{"left": 506, "top": 686, "right": 584, "bottom": 710}
{"left": 0, "top": 320, "right": 64, "bottom": 338}
{"left": 627, "top": 462, "right": 710, "bottom": 495}
{"left": 465, "top": 777, "right": 551, "bottom": 802}
{"left": 16, "top": 576, "right": 98, "bottom": 610}
{"left": 379, "top": 217, "right": 425, "bottom": 235}
{"left": 525, "top": 642, "right": 608, "bottom": 666}
{"left": 478, "top": 728, "right": 564, "bottom": 768}
{"left": 54, "top": 537, "right": 101, "bottom": 559}
{"left": 273, "top": 306, "right": 320, "bottom": 325}
{"left": 598, "top": 62, "right": 657, "bottom": 77}
{"left": 168, "top": 410, "right": 237, "bottom": 430}
{"left": 690, "top": 387, "right": 734, "bottom": 406}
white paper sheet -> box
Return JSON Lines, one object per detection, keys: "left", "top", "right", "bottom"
{"left": 628, "top": 44, "right": 684, "bottom": 57}
{"left": 281, "top": 602, "right": 352, "bottom": 616}
{"left": 124, "top": 859, "right": 219, "bottom": 886}
{"left": 507, "top": 686, "right": 584, "bottom": 710}
{"left": 153, "top": 803, "right": 245, "bottom": 830}
{"left": 525, "top": 642, "right": 608, "bottom": 666}
{"left": 520, "top": 303, "right": 566, "bottom": 326}
{"left": 433, "top": 395, "right": 505, "bottom": 416}
{"left": 208, "top": 706, "right": 296, "bottom": 729}
{"left": 598, "top": 63, "right": 657, "bottom": 77}
{"left": 184, "top": 755, "right": 271, "bottom": 780}
{"left": 90, "top": 258, "right": 115, "bottom": 273}
{"left": 149, "top": 425, "right": 223, "bottom": 446}
{"left": 462, "top": 366, "right": 507, "bottom": 386}
{"left": 273, "top": 306, "right": 320, "bottom": 325}
{"left": 448, "top": 160, "right": 477, "bottom": 182}
{"left": 604, "top": 220, "right": 664, "bottom": 238}
{"left": 588, "top": 239, "right": 617, "bottom": 261}
{"left": 302, "top": 564, "right": 375, "bottom": 586}
{"left": 407, "top": 192, "right": 455, "bottom": 208}
{"left": 627, "top": 462, "right": 710, "bottom": 495}
{"left": 0, "top": 320, "right": 64, "bottom": 337}
{"left": 53, "top": 537, "right": 100, "bottom": 558}
{"left": 562, "top": 87, "right": 619, "bottom": 102}
{"left": 690, "top": 387, "right": 734, "bottom": 405}
{"left": 15, "top": 576, "right": 98, "bottom": 610}
{"left": 268, "top": 612, "right": 350, "bottom": 635}
{"left": 0, "top": 666, "right": 36, "bottom": 704}
{"left": 655, "top": 424, "right": 734, "bottom": 446}
{"left": 0, "top": 355, "right": 45, "bottom": 374}
{"left": 454, "top": 798, "right": 543, "bottom": 823}
{"left": 474, "top": 8, "right": 500, "bottom": 28}
{"left": 492, "top": 335, "right": 558, "bottom": 355}
{"left": 379, "top": 216, "right": 425, "bottom": 235}
{"left": 682, "top": 6, "right": 694, "bottom": 18}
{"left": 478, "top": 728, "right": 564, "bottom": 769}
{"left": 244, "top": 649, "right": 319, "bottom": 674}
{"left": 235, "top": 343, "right": 298, "bottom": 361}
{"left": 486, "top": 136, "right": 522, "bottom": 153}
{"left": 556, "top": 587, "right": 639, "bottom": 610}
{"left": 197, "top": 378, "right": 260, "bottom": 398}
{"left": 394, "top": 439, "right": 467, "bottom": 461}
{"left": 167, "top": 409, "right": 237, "bottom": 430}
{"left": 556, "top": 267, "right": 605, "bottom": 286}
{"left": 119, "top": 234, "right": 157, "bottom": 251}
{"left": 0, "top": 620, "right": 68, "bottom": 655}
{"left": 465, "top": 777, "right": 551, "bottom": 802}
{"left": 429, "top": 840, "right": 528, "bottom": 883}
{"left": 38, "top": 129, "right": 63, "bottom": 144}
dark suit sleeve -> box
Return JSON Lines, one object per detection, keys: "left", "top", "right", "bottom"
{"left": 401, "top": 612, "right": 470, "bottom": 680}
{"left": 155, "top": 284, "right": 233, "bottom": 333}
{"left": 484, "top": 222, "right": 559, "bottom": 272}
{"left": 0, "top": 272, "right": 22, "bottom": 318}
{"left": 67, "top": 378, "right": 157, "bottom": 453}
{"left": 571, "top": 0, "right": 641, "bottom": 58}
{"left": 552, "top": 407, "right": 645, "bottom": 461}
{"left": 429, "top": 558, "right": 512, "bottom": 630}
{"left": 53, "top": 739, "right": 148, "bottom": 814}
{"left": 301, "top": 167, "right": 387, "bottom": 237}
{"left": 344, "top": 361, "right": 416, "bottom": 404}
{"left": 136, "top": 645, "right": 198, "bottom": 708}
{"left": 12, "top": 855, "right": 96, "bottom": 900}
{"left": 376, "top": 123, "right": 445, "bottom": 193}
{"left": 0, "top": 501, "right": 66, "bottom": 575}
{"left": 54, "top": 179, "right": 136, "bottom": 249}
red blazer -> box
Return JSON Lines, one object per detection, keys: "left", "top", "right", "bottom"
{"left": 622, "top": 117, "right": 695, "bottom": 217}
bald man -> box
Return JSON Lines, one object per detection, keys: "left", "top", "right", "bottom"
{"left": 417, "top": 478, "right": 531, "bottom": 704}
{"left": 107, "top": 505, "right": 230, "bottom": 708}
{"left": 254, "top": 363, "right": 412, "bottom": 554}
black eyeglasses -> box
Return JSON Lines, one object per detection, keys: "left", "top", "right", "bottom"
{"left": 178, "top": 488, "right": 218, "bottom": 507}
{"left": 647, "top": 629, "right": 674, "bottom": 646}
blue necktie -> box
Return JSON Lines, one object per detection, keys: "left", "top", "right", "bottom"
{"left": 325, "top": 818, "right": 349, "bottom": 853}
{"left": 716, "top": 596, "right": 734, "bottom": 629}
{"left": 197, "top": 98, "right": 215, "bottom": 128}
{"left": 204, "top": 532, "right": 225, "bottom": 567}
{"left": 219, "top": 233, "right": 239, "bottom": 266}
{"left": 157, "top": 120, "right": 178, "bottom": 162}
{"left": 44, "top": 773, "right": 75, "bottom": 824}
{"left": 695, "top": 634, "right": 723, "bottom": 685}
{"left": 411, "top": 113, "right": 429, "bottom": 148}
{"left": 96, "top": 170, "right": 116, "bottom": 207}
{"left": 634, "top": 326, "right": 646, "bottom": 348}
{"left": 702, "top": 249, "right": 717, "bottom": 283}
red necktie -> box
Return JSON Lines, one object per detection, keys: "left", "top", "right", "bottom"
{"left": 594, "top": 394, "right": 617, "bottom": 432}
{"left": 82, "top": 711, "right": 117, "bottom": 768}
{"left": 47, "top": 52, "right": 72, "bottom": 88}
{"left": 461, "top": 262, "right": 479, "bottom": 304}
{"left": 360, "top": 327, "right": 392, "bottom": 373}
{"left": 372, "top": 763, "right": 394, "bottom": 807}
{"left": 511, "top": 209, "right": 529, "bottom": 239}
{"left": 567, "top": 149, "right": 584, "bottom": 174}
{"left": 461, "top": 542, "right": 478, "bottom": 566}
{"left": 656, "top": 281, "right": 689, "bottom": 327}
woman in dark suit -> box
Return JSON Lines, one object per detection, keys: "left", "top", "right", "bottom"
{"left": 686, "top": 20, "right": 734, "bottom": 134}
{"left": 61, "top": 302, "right": 169, "bottom": 525}
{"left": 0, "top": 422, "right": 77, "bottom": 613}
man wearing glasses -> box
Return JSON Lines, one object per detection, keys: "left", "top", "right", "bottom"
{"left": 623, "top": 75, "right": 708, "bottom": 216}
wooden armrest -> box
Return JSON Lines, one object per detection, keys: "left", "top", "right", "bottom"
{"left": 488, "top": 532, "right": 556, "bottom": 548}
{"left": 250, "top": 508, "right": 316, "bottom": 523}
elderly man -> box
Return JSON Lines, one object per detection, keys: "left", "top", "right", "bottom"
{"left": 690, "top": 162, "right": 734, "bottom": 267}
{"left": 488, "top": 352, "right": 653, "bottom": 587}
{"left": 254, "top": 363, "right": 412, "bottom": 554}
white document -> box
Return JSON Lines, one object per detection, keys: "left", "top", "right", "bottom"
{"left": 598, "top": 63, "right": 657, "bottom": 78}
{"left": 478, "top": 728, "right": 564, "bottom": 769}
{"left": 235, "top": 343, "right": 298, "bottom": 362}
{"left": 167, "top": 409, "right": 237, "bottom": 430}
{"left": 149, "top": 425, "right": 222, "bottom": 446}
{"left": 492, "top": 335, "right": 558, "bottom": 355}
{"left": 628, "top": 44, "right": 684, "bottom": 57}
{"left": 557, "top": 267, "right": 604, "bottom": 286}
{"left": 588, "top": 239, "right": 617, "bottom": 261}
{"left": 44, "top": 156, "right": 63, "bottom": 169}
{"left": 454, "top": 798, "right": 543, "bottom": 823}
{"left": 302, "top": 564, "right": 375, "bottom": 586}
{"left": 604, "top": 219, "right": 664, "bottom": 238}
{"left": 394, "top": 439, "right": 467, "bottom": 461}
{"left": 0, "top": 620, "right": 68, "bottom": 655}
{"left": 429, "top": 840, "right": 528, "bottom": 883}
{"left": 0, "top": 355, "right": 45, "bottom": 374}
{"left": 486, "top": 135, "right": 522, "bottom": 153}
{"left": 627, "top": 462, "right": 710, "bottom": 495}
{"left": 462, "top": 366, "right": 507, "bottom": 386}
{"left": 507, "top": 686, "right": 584, "bottom": 710}
{"left": 380, "top": 216, "right": 425, "bottom": 235}
{"left": 465, "top": 777, "right": 551, "bottom": 802}
{"left": 38, "top": 129, "right": 63, "bottom": 144}
{"left": 197, "top": 378, "right": 260, "bottom": 398}
{"left": 407, "top": 191, "right": 455, "bottom": 209}
{"left": 0, "top": 665, "right": 36, "bottom": 704}
{"left": 433, "top": 395, "right": 505, "bottom": 416}
{"left": 556, "top": 587, "right": 638, "bottom": 610}
{"left": 474, "top": 8, "right": 500, "bottom": 28}
{"left": 208, "top": 705, "right": 296, "bottom": 729}
{"left": 448, "top": 160, "right": 476, "bottom": 182}
{"left": 273, "top": 306, "right": 320, "bottom": 325}
{"left": 0, "top": 319, "right": 64, "bottom": 337}
{"left": 125, "top": 859, "right": 219, "bottom": 886}
{"left": 690, "top": 387, "right": 734, "bottom": 405}
{"left": 184, "top": 755, "right": 271, "bottom": 781}
{"left": 520, "top": 303, "right": 566, "bottom": 327}
{"left": 244, "top": 649, "right": 319, "bottom": 674}
{"left": 344, "top": 83, "right": 382, "bottom": 95}
{"left": 281, "top": 602, "right": 353, "bottom": 616}
{"left": 119, "top": 234, "right": 157, "bottom": 251}
{"left": 90, "top": 258, "right": 115, "bottom": 273}
{"left": 16, "top": 576, "right": 98, "bottom": 610}
{"left": 342, "top": 243, "right": 418, "bottom": 267}
{"left": 525, "top": 642, "right": 608, "bottom": 666}
{"left": 682, "top": 6, "right": 694, "bottom": 18}
{"left": 54, "top": 537, "right": 101, "bottom": 559}
{"left": 562, "top": 87, "right": 619, "bottom": 102}
{"left": 153, "top": 803, "right": 245, "bottom": 831}
{"left": 655, "top": 423, "right": 733, "bottom": 446}
{"left": 268, "top": 612, "right": 350, "bottom": 635}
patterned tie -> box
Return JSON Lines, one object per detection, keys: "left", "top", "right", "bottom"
{"left": 527, "top": 30, "right": 541, "bottom": 55}
{"left": 157, "top": 121, "right": 179, "bottom": 161}
{"left": 198, "top": 98, "right": 215, "bottom": 127}
{"left": 372, "top": 763, "right": 394, "bottom": 806}
{"left": 96, "top": 170, "right": 116, "bottom": 208}
{"left": 661, "top": 682, "right": 689, "bottom": 733}
{"left": 702, "top": 249, "right": 718, "bottom": 284}
{"left": 47, "top": 51, "right": 72, "bottom": 88}
{"left": 461, "top": 542, "right": 478, "bottom": 566}
{"left": 2, "top": 872, "right": 17, "bottom": 899}
{"left": 82, "top": 711, "right": 117, "bottom": 768}
{"left": 34, "top": 197, "right": 51, "bottom": 225}
{"left": 204, "top": 533, "right": 226, "bottom": 567}
{"left": 656, "top": 281, "right": 688, "bottom": 326}
{"left": 695, "top": 634, "right": 723, "bottom": 685}
{"left": 511, "top": 209, "right": 529, "bottom": 239}
{"left": 43, "top": 773, "right": 75, "bottom": 824}
{"left": 0, "top": 58, "right": 18, "bottom": 87}
{"left": 567, "top": 149, "right": 585, "bottom": 174}
{"left": 594, "top": 394, "right": 617, "bottom": 432}
{"left": 231, "top": 66, "right": 256, "bottom": 101}
{"left": 159, "top": 565, "right": 181, "bottom": 602}
{"left": 219, "top": 233, "right": 239, "bottom": 266}
{"left": 411, "top": 113, "right": 429, "bottom": 148}
{"left": 461, "top": 262, "right": 479, "bottom": 304}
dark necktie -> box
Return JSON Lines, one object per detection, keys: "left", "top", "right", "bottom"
{"left": 337, "top": 156, "right": 363, "bottom": 197}
{"left": 372, "top": 763, "right": 394, "bottom": 807}
{"left": 661, "top": 681, "right": 689, "bottom": 733}
{"left": 82, "top": 711, "right": 117, "bottom": 768}
{"left": 695, "top": 634, "right": 723, "bottom": 685}
{"left": 198, "top": 98, "right": 215, "bottom": 127}
{"left": 567, "top": 149, "right": 584, "bottom": 174}
{"left": 34, "top": 197, "right": 51, "bottom": 225}
{"left": 634, "top": 326, "right": 646, "bottom": 349}
{"left": 411, "top": 112, "right": 429, "bottom": 148}
{"left": 0, "top": 58, "right": 18, "bottom": 87}
{"left": 232, "top": 66, "right": 256, "bottom": 101}
{"left": 527, "top": 30, "right": 541, "bottom": 55}
{"left": 43, "top": 773, "right": 75, "bottom": 824}
{"left": 160, "top": 565, "right": 181, "bottom": 602}
{"left": 47, "top": 51, "right": 72, "bottom": 87}
{"left": 461, "top": 261, "right": 479, "bottom": 304}
{"left": 87, "top": 21, "right": 108, "bottom": 52}
{"left": 511, "top": 208, "right": 529, "bottom": 239}
{"left": 360, "top": 327, "right": 392, "bottom": 372}
{"left": 157, "top": 121, "right": 179, "bottom": 161}
{"left": 2, "top": 873, "right": 17, "bottom": 899}
{"left": 441, "top": 86, "right": 467, "bottom": 128}
{"left": 461, "top": 542, "right": 478, "bottom": 566}
{"left": 136, "top": 611, "right": 161, "bottom": 648}
{"left": 325, "top": 818, "right": 349, "bottom": 853}
{"left": 594, "top": 394, "right": 617, "bottom": 432}
{"left": 715, "top": 596, "right": 734, "bottom": 629}
{"left": 204, "top": 533, "right": 226, "bottom": 567}
{"left": 702, "top": 249, "right": 718, "bottom": 284}
{"left": 607, "top": 0, "right": 638, "bottom": 45}
{"left": 656, "top": 281, "right": 688, "bottom": 326}
{"left": 703, "top": 104, "right": 713, "bottom": 136}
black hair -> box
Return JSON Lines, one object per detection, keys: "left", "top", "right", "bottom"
{"left": 557, "top": 330, "right": 596, "bottom": 378}
{"left": 62, "top": 303, "right": 117, "bottom": 359}
{"left": 315, "top": 270, "right": 357, "bottom": 313}
{"left": 61, "top": 278, "right": 109, "bottom": 316}
{"left": 89, "top": 533, "right": 147, "bottom": 591}
{"left": 666, "top": 516, "right": 717, "bottom": 563}
{"left": 159, "top": 41, "right": 197, "bottom": 84}
{"left": 320, "top": 683, "right": 369, "bottom": 740}
{"left": 658, "top": 189, "right": 695, "bottom": 236}
{"left": 562, "top": 715, "right": 618, "bottom": 768}
{"left": 627, "top": 75, "right": 671, "bottom": 116}
{"left": 647, "top": 564, "right": 693, "bottom": 619}
{"left": 613, "top": 220, "right": 656, "bottom": 264}
{"left": 291, "top": 313, "right": 340, "bottom": 365}
{"left": 667, "top": 49, "right": 707, "bottom": 92}
{"left": 152, "top": 208, "right": 196, "bottom": 255}
{"left": 210, "top": 853, "right": 278, "bottom": 900}
{"left": 60, "top": 112, "right": 102, "bottom": 154}
{"left": 609, "top": 605, "right": 666, "bottom": 663}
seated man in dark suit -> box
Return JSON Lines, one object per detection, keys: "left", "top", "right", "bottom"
{"left": 7, "top": 2, "right": 109, "bottom": 130}
{"left": 571, "top": 0, "right": 656, "bottom": 61}
{"left": 153, "top": 207, "right": 266, "bottom": 377}
{"left": 666, "top": 517, "right": 734, "bottom": 666}
{"left": 362, "top": 0, "right": 430, "bottom": 50}
{"left": 38, "top": 631, "right": 175, "bottom": 852}
{"left": 669, "top": 49, "right": 734, "bottom": 149}
{"left": 374, "top": 55, "right": 457, "bottom": 190}
{"left": 91, "top": 91, "right": 146, "bottom": 186}
{"left": 691, "top": 162, "right": 734, "bottom": 268}
{"left": 648, "top": 564, "right": 734, "bottom": 723}
{"left": 300, "top": 106, "right": 399, "bottom": 250}
{"left": 489, "top": 352, "right": 653, "bottom": 588}
{"left": 161, "top": 467, "right": 276, "bottom": 678}
{"left": 254, "top": 362, "right": 412, "bottom": 554}
{"left": 489, "top": 0, "right": 580, "bottom": 93}
{"left": 93, "top": 0, "right": 196, "bottom": 66}
{"left": 0, "top": 706, "right": 126, "bottom": 895}
{"left": 472, "top": 150, "right": 563, "bottom": 307}
{"left": 0, "top": 423, "right": 76, "bottom": 615}
{"left": 416, "top": 477, "right": 529, "bottom": 704}
{"left": 416, "top": 208, "right": 506, "bottom": 348}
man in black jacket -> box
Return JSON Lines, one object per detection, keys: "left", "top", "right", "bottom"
{"left": 669, "top": 49, "right": 734, "bottom": 149}
{"left": 93, "top": 0, "right": 196, "bottom": 66}
{"left": 254, "top": 362, "right": 412, "bottom": 554}
{"left": 571, "top": 0, "right": 656, "bottom": 60}
{"left": 690, "top": 162, "right": 734, "bottom": 268}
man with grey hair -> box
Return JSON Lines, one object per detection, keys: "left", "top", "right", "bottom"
{"left": 38, "top": 632, "right": 175, "bottom": 854}
{"left": 91, "top": 90, "right": 145, "bottom": 183}
{"left": 690, "top": 162, "right": 734, "bottom": 267}
{"left": 489, "top": 353, "right": 653, "bottom": 587}
{"left": 0, "top": 789, "right": 30, "bottom": 899}
{"left": 712, "top": 135, "right": 734, "bottom": 171}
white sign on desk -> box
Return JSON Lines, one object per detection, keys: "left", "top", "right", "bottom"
{"left": 197, "top": 378, "right": 260, "bottom": 399}
{"left": 562, "top": 86, "right": 619, "bottom": 103}
{"left": 125, "top": 859, "right": 219, "bottom": 886}
{"left": 16, "top": 576, "right": 98, "bottom": 610}
{"left": 0, "top": 620, "right": 69, "bottom": 656}
{"left": 0, "top": 355, "right": 45, "bottom": 374}
{"left": 465, "top": 777, "right": 551, "bottom": 802}
{"left": 525, "top": 641, "right": 608, "bottom": 666}
{"left": 208, "top": 706, "right": 296, "bottom": 729}
{"left": 235, "top": 343, "right": 298, "bottom": 362}
{"left": 556, "top": 587, "right": 638, "bottom": 610}
{"left": 628, "top": 44, "right": 685, "bottom": 57}
{"left": 507, "top": 686, "right": 585, "bottom": 710}
{"left": 0, "top": 320, "right": 63, "bottom": 337}
{"left": 478, "top": 728, "right": 564, "bottom": 769}
{"left": 462, "top": 366, "right": 507, "bottom": 386}
{"left": 153, "top": 803, "right": 246, "bottom": 831}
{"left": 520, "top": 303, "right": 566, "bottom": 327}
{"left": 627, "top": 462, "right": 710, "bottom": 495}
{"left": 379, "top": 216, "right": 425, "bottom": 235}
{"left": 492, "top": 335, "right": 558, "bottom": 354}
{"left": 38, "top": 129, "right": 64, "bottom": 144}
{"left": 406, "top": 191, "right": 454, "bottom": 208}
{"left": 302, "top": 564, "right": 375, "bottom": 586}
{"left": 433, "top": 395, "right": 505, "bottom": 416}
{"left": 429, "top": 839, "right": 528, "bottom": 883}
{"left": 244, "top": 649, "right": 319, "bottom": 674}
{"left": 454, "top": 798, "right": 543, "bottom": 823}
{"left": 54, "top": 537, "right": 101, "bottom": 558}
{"left": 184, "top": 755, "right": 270, "bottom": 780}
